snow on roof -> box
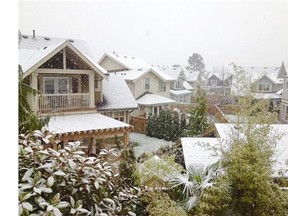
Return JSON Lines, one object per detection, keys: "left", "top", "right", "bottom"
{"left": 98, "top": 76, "right": 138, "bottom": 110}
{"left": 207, "top": 72, "right": 233, "bottom": 81}
{"left": 242, "top": 66, "right": 282, "bottom": 84}
{"left": 182, "top": 123, "right": 288, "bottom": 178}
{"left": 100, "top": 52, "right": 152, "bottom": 70}
{"left": 19, "top": 34, "right": 94, "bottom": 58}
{"left": 19, "top": 42, "right": 64, "bottom": 74}
{"left": 185, "top": 71, "right": 201, "bottom": 82}
{"left": 113, "top": 67, "right": 174, "bottom": 82}
{"left": 181, "top": 138, "right": 221, "bottom": 169}
{"left": 47, "top": 112, "right": 132, "bottom": 134}
{"left": 136, "top": 93, "right": 176, "bottom": 105}
{"left": 183, "top": 81, "right": 194, "bottom": 90}
{"left": 252, "top": 93, "right": 282, "bottom": 100}
{"left": 170, "top": 89, "right": 192, "bottom": 96}
{"left": 160, "top": 65, "right": 188, "bottom": 80}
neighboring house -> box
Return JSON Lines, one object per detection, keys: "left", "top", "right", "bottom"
{"left": 181, "top": 123, "right": 288, "bottom": 178}
{"left": 184, "top": 70, "right": 205, "bottom": 97}
{"left": 111, "top": 67, "right": 176, "bottom": 118}
{"left": 98, "top": 52, "right": 177, "bottom": 118}
{"left": 98, "top": 52, "right": 152, "bottom": 72}
{"left": 160, "top": 65, "right": 193, "bottom": 104}
{"left": 18, "top": 32, "right": 136, "bottom": 153}
{"left": 206, "top": 72, "right": 233, "bottom": 96}
{"left": 279, "top": 61, "right": 288, "bottom": 123}
{"left": 231, "top": 66, "right": 283, "bottom": 106}
{"left": 97, "top": 76, "right": 139, "bottom": 123}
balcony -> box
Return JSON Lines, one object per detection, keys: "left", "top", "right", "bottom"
{"left": 39, "top": 93, "right": 90, "bottom": 111}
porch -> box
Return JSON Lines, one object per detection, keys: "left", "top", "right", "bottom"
{"left": 38, "top": 93, "right": 90, "bottom": 111}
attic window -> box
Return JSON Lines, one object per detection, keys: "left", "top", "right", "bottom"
{"left": 44, "top": 37, "right": 50, "bottom": 40}
{"left": 22, "top": 35, "right": 28, "bottom": 39}
{"left": 68, "top": 39, "right": 74, "bottom": 43}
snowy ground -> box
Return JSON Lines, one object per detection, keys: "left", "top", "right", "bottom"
{"left": 130, "top": 132, "right": 174, "bottom": 157}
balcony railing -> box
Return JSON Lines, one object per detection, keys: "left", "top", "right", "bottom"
{"left": 38, "top": 93, "right": 90, "bottom": 111}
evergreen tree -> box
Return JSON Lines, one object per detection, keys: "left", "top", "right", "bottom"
{"left": 187, "top": 86, "right": 208, "bottom": 137}
{"left": 18, "top": 65, "right": 50, "bottom": 134}
{"left": 187, "top": 53, "right": 205, "bottom": 72}
{"left": 119, "top": 147, "right": 137, "bottom": 187}
{"left": 171, "top": 111, "right": 180, "bottom": 142}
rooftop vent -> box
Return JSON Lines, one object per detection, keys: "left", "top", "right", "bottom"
{"left": 124, "top": 56, "right": 127, "bottom": 58}
{"left": 68, "top": 39, "right": 74, "bottom": 43}
{"left": 43, "top": 46, "right": 47, "bottom": 50}
{"left": 132, "top": 57, "right": 135, "bottom": 59}
{"left": 22, "top": 35, "right": 28, "bottom": 39}
{"left": 33, "top": 30, "right": 35, "bottom": 39}
{"left": 44, "top": 37, "right": 50, "bottom": 40}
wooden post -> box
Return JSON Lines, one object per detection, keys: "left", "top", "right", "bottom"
{"left": 88, "top": 137, "right": 96, "bottom": 156}
{"left": 89, "top": 73, "right": 95, "bottom": 108}
{"left": 30, "top": 72, "right": 38, "bottom": 111}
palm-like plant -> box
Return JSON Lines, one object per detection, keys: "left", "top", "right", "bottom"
{"left": 169, "top": 162, "right": 219, "bottom": 212}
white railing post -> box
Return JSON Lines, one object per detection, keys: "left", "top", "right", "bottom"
{"left": 89, "top": 73, "right": 95, "bottom": 108}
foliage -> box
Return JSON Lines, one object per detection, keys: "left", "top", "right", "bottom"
{"left": 187, "top": 53, "right": 205, "bottom": 72}
{"left": 187, "top": 86, "right": 209, "bottom": 137}
{"left": 18, "top": 129, "right": 140, "bottom": 216}
{"left": 134, "top": 155, "right": 184, "bottom": 189}
{"left": 146, "top": 108, "right": 187, "bottom": 142}
{"left": 18, "top": 64, "right": 50, "bottom": 134}
{"left": 119, "top": 147, "right": 137, "bottom": 187}
{"left": 168, "top": 162, "right": 220, "bottom": 213}
{"left": 144, "top": 191, "right": 188, "bottom": 216}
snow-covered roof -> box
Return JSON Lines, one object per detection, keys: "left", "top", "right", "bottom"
{"left": 112, "top": 67, "right": 174, "bottom": 82}
{"left": 47, "top": 112, "right": 133, "bottom": 134}
{"left": 207, "top": 72, "right": 233, "bottom": 81}
{"left": 98, "top": 76, "right": 138, "bottom": 110}
{"left": 136, "top": 93, "right": 176, "bottom": 106}
{"left": 183, "top": 81, "right": 194, "bottom": 90}
{"left": 160, "top": 65, "right": 188, "bottom": 80}
{"left": 185, "top": 71, "right": 201, "bottom": 82}
{"left": 181, "top": 138, "right": 221, "bottom": 169}
{"left": 98, "top": 52, "right": 152, "bottom": 70}
{"left": 242, "top": 66, "right": 282, "bottom": 84}
{"left": 170, "top": 89, "right": 192, "bottom": 96}
{"left": 182, "top": 123, "right": 288, "bottom": 178}
{"left": 252, "top": 93, "right": 282, "bottom": 100}
{"left": 18, "top": 34, "right": 108, "bottom": 78}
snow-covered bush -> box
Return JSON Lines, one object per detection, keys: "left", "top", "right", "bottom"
{"left": 18, "top": 129, "right": 140, "bottom": 216}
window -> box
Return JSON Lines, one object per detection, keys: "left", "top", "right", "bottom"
{"left": 158, "top": 81, "right": 166, "bottom": 92}
{"left": 211, "top": 80, "right": 217, "bottom": 86}
{"left": 176, "top": 81, "right": 182, "bottom": 89}
{"left": 145, "top": 78, "right": 150, "bottom": 90}
{"left": 43, "top": 77, "right": 68, "bottom": 94}
{"left": 258, "top": 83, "right": 271, "bottom": 92}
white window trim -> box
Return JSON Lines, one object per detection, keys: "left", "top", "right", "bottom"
{"left": 257, "top": 83, "right": 272, "bottom": 92}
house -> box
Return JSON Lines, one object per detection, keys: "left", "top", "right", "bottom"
{"left": 231, "top": 66, "right": 283, "bottom": 107}
{"left": 98, "top": 52, "right": 152, "bottom": 72}
{"left": 111, "top": 67, "right": 176, "bottom": 118}
{"left": 181, "top": 123, "right": 288, "bottom": 178}
{"left": 279, "top": 61, "right": 288, "bottom": 123}
{"left": 206, "top": 72, "right": 233, "bottom": 96}
{"left": 160, "top": 65, "right": 193, "bottom": 104}
{"left": 98, "top": 52, "right": 177, "bottom": 118}
{"left": 184, "top": 70, "right": 205, "bottom": 97}
{"left": 18, "top": 32, "right": 137, "bottom": 154}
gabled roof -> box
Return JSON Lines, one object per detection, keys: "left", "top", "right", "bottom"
{"left": 98, "top": 76, "right": 138, "bottom": 111}
{"left": 277, "top": 61, "right": 288, "bottom": 78}
{"left": 160, "top": 65, "right": 188, "bottom": 80}
{"left": 181, "top": 123, "right": 288, "bottom": 178}
{"left": 136, "top": 93, "right": 176, "bottom": 106}
{"left": 47, "top": 112, "right": 133, "bottom": 135}
{"left": 252, "top": 92, "right": 282, "bottom": 100}
{"left": 184, "top": 71, "right": 201, "bottom": 82}
{"left": 207, "top": 72, "right": 233, "bottom": 81}
{"left": 112, "top": 67, "right": 175, "bottom": 82}
{"left": 18, "top": 35, "right": 108, "bottom": 79}
{"left": 241, "top": 66, "right": 282, "bottom": 84}
{"left": 98, "top": 52, "right": 152, "bottom": 70}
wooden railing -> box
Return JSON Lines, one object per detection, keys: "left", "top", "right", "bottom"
{"left": 38, "top": 93, "right": 90, "bottom": 111}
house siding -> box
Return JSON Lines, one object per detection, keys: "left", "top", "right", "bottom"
{"left": 100, "top": 56, "right": 127, "bottom": 72}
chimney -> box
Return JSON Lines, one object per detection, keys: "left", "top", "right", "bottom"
{"left": 33, "top": 30, "right": 35, "bottom": 39}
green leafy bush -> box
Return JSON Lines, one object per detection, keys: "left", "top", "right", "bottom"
{"left": 18, "top": 129, "right": 140, "bottom": 216}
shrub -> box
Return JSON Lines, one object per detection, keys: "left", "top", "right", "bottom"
{"left": 18, "top": 129, "right": 140, "bottom": 216}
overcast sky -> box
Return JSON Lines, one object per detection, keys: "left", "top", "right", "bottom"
{"left": 18, "top": 0, "right": 288, "bottom": 71}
